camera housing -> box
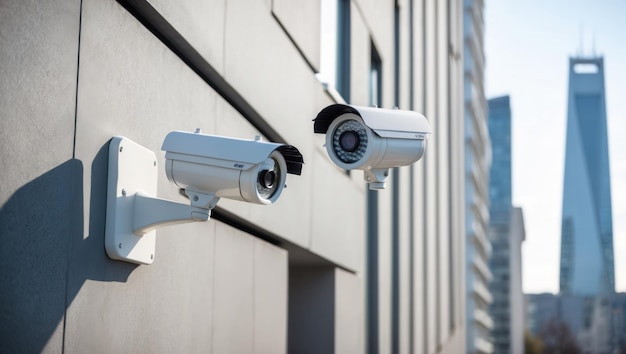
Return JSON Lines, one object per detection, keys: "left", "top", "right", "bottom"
{"left": 314, "top": 104, "right": 431, "bottom": 189}
{"left": 162, "top": 131, "right": 303, "bottom": 207}
{"left": 105, "top": 132, "right": 303, "bottom": 265}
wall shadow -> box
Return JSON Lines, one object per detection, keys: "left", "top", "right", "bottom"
{"left": 0, "top": 141, "right": 137, "bottom": 352}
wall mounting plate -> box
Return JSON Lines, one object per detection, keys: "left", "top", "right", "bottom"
{"left": 105, "top": 136, "right": 157, "bottom": 265}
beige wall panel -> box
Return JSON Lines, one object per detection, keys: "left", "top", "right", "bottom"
{"left": 349, "top": 2, "right": 370, "bottom": 106}
{"left": 452, "top": 0, "right": 467, "bottom": 330}
{"left": 412, "top": 0, "right": 425, "bottom": 113}
{"left": 377, "top": 184, "right": 393, "bottom": 353}
{"left": 212, "top": 223, "right": 255, "bottom": 354}
{"left": 398, "top": 0, "right": 411, "bottom": 110}
{"left": 309, "top": 149, "right": 365, "bottom": 271}
{"left": 0, "top": 0, "right": 79, "bottom": 205}
{"left": 437, "top": 0, "right": 452, "bottom": 345}
{"left": 354, "top": 0, "right": 395, "bottom": 108}
{"left": 0, "top": 2, "right": 81, "bottom": 352}
{"left": 148, "top": 0, "right": 226, "bottom": 73}
{"left": 411, "top": 1, "right": 427, "bottom": 352}
{"left": 335, "top": 268, "right": 365, "bottom": 354}
{"left": 412, "top": 163, "right": 427, "bottom": 353}
{"left": 424, "top": 0, "right": 439, "bottom": 352}
{"left": 253, "top": 238, "right": 288, "bottom": 354}
{"left": 272, "top": 0, "right": 321, "bottom": 71}
{"left": 354, "top": 0, "right": 393, "bottom": 58}
{"left": 223, "top": 0, "right": 323, "bottom": 151}
{"left": 65, "top": 222, "right": 216, "bottom": 353}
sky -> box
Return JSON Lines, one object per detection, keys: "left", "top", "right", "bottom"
{"left": 485, "top": 0, "right": 626, "bottom": 293}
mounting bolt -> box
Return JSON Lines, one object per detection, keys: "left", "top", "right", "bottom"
{"left": 193, "top": 195, "right": 199, "bottom": 201}
{"left": 122, "top": 189, "right": 126, "bottom": 196}
{"left": 118, "top": 243, "right": 122, "bottom": 249}
{"left": 151, "top": 254, "right": 154, "bottom": 260}
{"left": 119, "top": 146, "right": 123, "bottom": 152}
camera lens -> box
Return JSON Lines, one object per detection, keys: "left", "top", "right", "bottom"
{"left": 259, "top": 170, "right": 276, "bottom": 188}
{"left": 339, "top": 131, "right": 359, "bottom": 152}
{"left": 332, "top": 119, "right": 368, "bottom": 163}
{"left": 257, "top": 158, "right": 281, "bottom": 199}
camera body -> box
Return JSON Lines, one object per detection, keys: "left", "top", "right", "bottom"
{"left": 314, "top": 104, "right": 431, "bottom": 189}
{"left": 161, "top": 131, "right": 303, "bottom": 206}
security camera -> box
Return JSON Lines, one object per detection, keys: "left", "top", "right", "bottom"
{"left": 105, "top": 132, "right": 303, "bottom": 265}
{"left": 313, "top": 104, "right": 431, "bottom": 189}
{"left": 161, "top": 130, "right": 304, "bottom": 207}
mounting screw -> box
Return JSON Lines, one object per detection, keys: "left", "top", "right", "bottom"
{"left": 151, "top": 254, "right": 154, "bottom": 260}
{"left": 118, "top": 243, "right": 122, "bottom": 249}
{"left": 122, "top": 189, "right": 126, "bottom": 196}
{"left": 193, "top": 195, "right": 199, "bottom": 201}
{"left": 384, "top": 171, "right": 389, "bottom": 177}
{"left": 119, "top": 146, "right": 123, "bottom": 152}
{"left": 153, "top": 161, "right": 156, "bottom": 167}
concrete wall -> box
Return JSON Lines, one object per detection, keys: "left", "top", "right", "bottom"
{"left": 0, "top": 0, "right": 466, "bottom": 353}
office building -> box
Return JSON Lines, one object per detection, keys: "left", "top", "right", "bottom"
{"left": 462, "top": 0, "right": 493, "bottom": 353}
{"left": 487, "top": 96, "right": 525, "bottom": 354}
{"left": 0, "top": 0, "right": 467, "bottom": 353}
{"left": 559, "top": 56, "right": 615, "bottom": 296}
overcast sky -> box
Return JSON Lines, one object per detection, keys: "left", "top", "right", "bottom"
{"left": 485, "top": 0, "right": 626, "bottom": 293}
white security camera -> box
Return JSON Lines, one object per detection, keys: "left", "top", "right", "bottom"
{"left": 161, "top": 130, "right": 304, "bottom": 207}
{"left": 313, "top": 104, "right": 431, "bottom": 189}
{"left": 105, "top": 132, "right": 303, "bottom": 265}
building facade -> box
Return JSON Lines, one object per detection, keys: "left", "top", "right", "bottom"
{"left": 559, "top": 56, "right": 615, "bottom": 296}
{"left": 0, "top": 0, "right": 467, "bottom": 353}
{"left": 462, "top": 0, "right": 493, "bottom": 353}
{"left": 487, "top": 96, "right": 525, "bottom": 354}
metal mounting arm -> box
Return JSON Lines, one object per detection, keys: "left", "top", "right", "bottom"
{"left": 132, "top": 191, "right": 211, "bottom": 235}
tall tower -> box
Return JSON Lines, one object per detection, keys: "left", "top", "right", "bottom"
{"left": 559, "top": 56, "right": 614, "bottom": 295}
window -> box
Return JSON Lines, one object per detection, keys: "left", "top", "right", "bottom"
{"left": 369, "top": 43, "right": 382, "bottom": 107}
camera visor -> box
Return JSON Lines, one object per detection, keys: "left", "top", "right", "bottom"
{"left": 332, "top": 119, "right": 368, "bottom": 163}
{"left": 257, "top": 158, "right": 281, "bottom": 199}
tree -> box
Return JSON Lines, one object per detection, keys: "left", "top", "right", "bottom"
{"left": 524, "top": 330, "right": 544, "bottom": 354}
{"left": 538, "top": 317, "right": 581, "bottom": 354}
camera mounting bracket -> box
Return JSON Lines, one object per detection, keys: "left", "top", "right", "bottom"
{"left": 105, "top": 137, "right": 210, "bottom": 265}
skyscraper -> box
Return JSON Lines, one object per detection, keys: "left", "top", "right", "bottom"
{"left": 559, "top": 56, "right": 615, "bottom": 295}
{"left": 488, "top": 96, "right": 526, "bottom": 354}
